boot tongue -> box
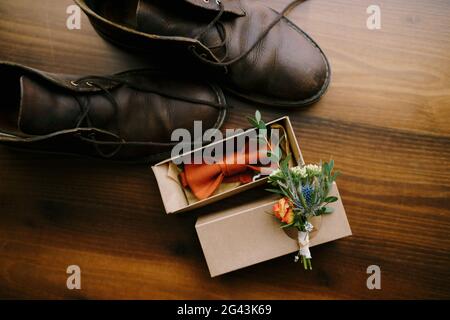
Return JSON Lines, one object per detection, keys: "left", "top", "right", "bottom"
{"left": 136, "top": 0, "right": 244, "bottom": 33}
{"left": 136, "top": 0, "right": 205, "bottom": 38}
{"left": 136, "top": 0, "right": 234, "bottom": 48}
{"left": 18, "top": 76, "right": 81, "bottom": 135}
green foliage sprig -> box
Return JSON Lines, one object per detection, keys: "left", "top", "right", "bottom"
{"left": 267, "top": 156, "right": 340, "bottom": 269}
{"left": 248, "top": 110, "right": 341, "bottom": 269}
{"left": 247, "top": 110, "right": 281, "bottom": 163}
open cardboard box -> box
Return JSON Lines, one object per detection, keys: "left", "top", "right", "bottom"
{"left": 151, "top": 116, "right": 303, "bottom": 214}
{"left": 151, "top": 116, "right": 352, "bottom": 277}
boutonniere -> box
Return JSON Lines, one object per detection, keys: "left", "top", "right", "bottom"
{"left": 267, "top": 157, "right": 340, "bottom": 270}
{"left": 247, "top": 111, "right": 341, "bottom": 269}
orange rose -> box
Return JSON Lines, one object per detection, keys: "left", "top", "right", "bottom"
{"left": 273, "top": 197, "right": 294, "bottom": 225}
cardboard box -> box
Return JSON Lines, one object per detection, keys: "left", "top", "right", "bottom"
{"left": 151, "top": 117, "right": 303, "bottom": 214}
{"left": 195, "top": 182, "right": 352, "bottom": 277}
{"left": 151, "top": 116, "right": 352, "bottom": 277}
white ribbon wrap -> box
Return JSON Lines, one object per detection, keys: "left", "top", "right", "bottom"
{"left": 297, "top": 231, "right": 311, "bottom": 259}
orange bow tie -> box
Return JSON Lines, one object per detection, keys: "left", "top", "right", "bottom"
{"left": 179, "top": 149, "right": 268, "bottom": 200}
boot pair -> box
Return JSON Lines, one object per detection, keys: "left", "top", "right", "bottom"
{"left": 0, "top": 0, "right": 330, "bottom": 161}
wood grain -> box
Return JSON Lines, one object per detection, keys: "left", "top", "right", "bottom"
{"left": 0, "top": 0, "right": 449, "bottom": 299}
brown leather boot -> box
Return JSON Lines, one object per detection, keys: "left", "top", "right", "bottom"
{"left": 75, "top": 0, "right": 330, "bottom": 108}
{"left": 0, "top": 61, "right": 227, "bottom": 162}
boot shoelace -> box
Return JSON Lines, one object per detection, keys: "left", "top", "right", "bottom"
{"left": 70, "top": 72, "right": 228, "bottom": 158}
{"left": 190, "top": 0, "right": 305, "bottom": 71}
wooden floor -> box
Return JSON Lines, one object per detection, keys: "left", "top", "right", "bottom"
{"left": 0, "top": 0, "right": 449, "bottom": 299}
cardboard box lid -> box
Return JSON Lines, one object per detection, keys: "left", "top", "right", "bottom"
{"left": 195, "top": 182, "right": 352, "bottom": 277}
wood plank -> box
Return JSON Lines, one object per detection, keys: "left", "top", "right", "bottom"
{"left": 0, "top": 0, "right": 449, "bottom": 299}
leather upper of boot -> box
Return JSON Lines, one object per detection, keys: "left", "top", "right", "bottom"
{"left": 0, "top": 62, "right": 227, "bottom": 160}
{"left": 77, "top": 0, "right": 330, "bottom": 107}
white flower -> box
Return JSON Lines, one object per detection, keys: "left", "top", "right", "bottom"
{"left": 291, "top": 166, "right": 307, "bottom": 178}
{"left": 305, "top": 164, "right": 322, "bottom": 176}
{"left": 270, "top": 163, "right": 322, "bottom": 180}
{"left": 304, "top": 221, "right": 314, "bottom": 232}
{"left": 269, "top": 168, "right": 281, "bottom": 177}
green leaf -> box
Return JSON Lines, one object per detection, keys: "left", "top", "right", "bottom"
{"left": 265, "top": 188, "right": 286, "bottom": 195}
{"left": 322, "top": 162, "right": 328, "bottom": 176}
{"left": 280, "top": 155, "right": 290, "bottom": 173}
{"left": 329, "top": 159, "right": 334, "bottom": 171}
{"left": 255, "top": 110, "right": 261, "bottom": 123}
{"left": 314, "top": 207, "right": 326, "bottom": 216}
{"left": 280, "top": 223, "right": 294, "bottom": 229}
{"left": 247, "top": 117, "right": 259, "bottom": 128}
{"left": 323, "top": 206, "right": 334, "bottom": 214}
{"left": 324, "top": 196, "right": 338, "bottom": 203}
{"left": 293, "top": 221, "right": 302, "bottom": 229}
{"left": 258, "top": 122, "right": 267, "bottom": 130}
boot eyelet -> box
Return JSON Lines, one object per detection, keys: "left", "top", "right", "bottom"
{"left": 85, "top": 81, "right": 94, "bottom": 87}
{"left": 70, "top": 80, "right": 79, "bottom": 87}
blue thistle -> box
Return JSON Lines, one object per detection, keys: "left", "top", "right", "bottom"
{"left": 301, "top": 185, "right": 314, "bottom": 206}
